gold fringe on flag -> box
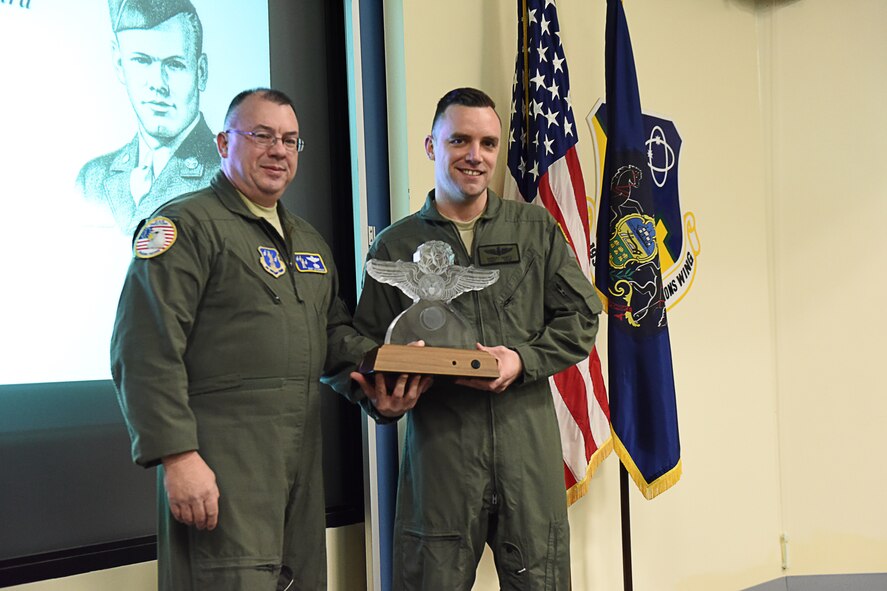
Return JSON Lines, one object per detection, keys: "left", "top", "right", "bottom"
{"left": 566, "top": 436, "right": 614, "bottom": 506}
{"left": 612, "top": 431, "right": 682, "bottom": 500}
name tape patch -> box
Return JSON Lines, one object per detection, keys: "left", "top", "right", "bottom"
{"left": 477, "top": 243, "right": 520, "bottom": 266}
{"left": 294, "top": 252, "right": 327, "bottom": 273}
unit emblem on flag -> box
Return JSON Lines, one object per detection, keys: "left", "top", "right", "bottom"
{"left": 258, "top": 246, "right": 286, "bottom": 278}
{"left": 294, "top": 252, "right": 327, "bottom": 273}
{"left": 134, "top": 216, "right": 177, "bottom": 259}
{"left": 606, "top": 161, "right": 666, "bottom": 332}
{"left": 611, "top": 212, "right": 657, "bottom": 269}
{"left": 588, "top": 102, "right": 702, "bottom": 311}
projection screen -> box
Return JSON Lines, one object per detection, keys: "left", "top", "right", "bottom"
{"left": 0, "top": 0, "right": 270, "bottom": 385}
{"left": 0, "top": 0, "right": 364, "bottom": 584}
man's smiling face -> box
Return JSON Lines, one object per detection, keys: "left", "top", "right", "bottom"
{"left": 426, "top": 104, "right": 501, "bottom": 206}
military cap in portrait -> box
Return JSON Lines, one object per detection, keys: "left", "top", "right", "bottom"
{"left": 108, "top": 0, "right": 199, "bottom": 32}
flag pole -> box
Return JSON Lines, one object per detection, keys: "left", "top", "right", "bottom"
{"left": 620, "top": 464, "right": 634, "bottom": 591}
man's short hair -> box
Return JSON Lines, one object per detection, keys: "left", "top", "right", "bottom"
{"left": 431, "top": 87, "right": 497, "bottom": 134}
{"left": 109, "top": 0, "right": 203, "bottom": 54}
{"left": 224, "top": 88, "right": 300, "bottom": 128}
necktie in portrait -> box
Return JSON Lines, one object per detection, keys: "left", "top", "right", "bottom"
{"left": 130, "top": 154, "right": 153, "bottom": 203}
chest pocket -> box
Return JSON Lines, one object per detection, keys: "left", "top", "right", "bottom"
{"left": 291, "top": 252, "right": 332, "bottom": 312}
{"left": 488, "top": 250, "right": 545, "bottom": 342}
{"left": 214, "top": 247, "right": 285, "bottom": 306}
{"left": 495, "top": 250, "right": 537, "bottom": 306}
{"left": 185, "top": 246, "right": 291, "bottom": 381}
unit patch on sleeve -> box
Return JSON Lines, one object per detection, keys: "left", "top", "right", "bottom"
{"left": 134, "top": 217, "right": 178, "bottom": 259}
{"left": 294, "top": 252, "right": 328, "bottom": 273}
{"left": 477, "top": 244, "right": 520, "bottom": 266}
{"left": 258, "top": 246, "right": 286, "bottom": 278}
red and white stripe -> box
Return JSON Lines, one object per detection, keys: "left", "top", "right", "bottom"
{"left": 505, "top": 148, "right": 612, "bottom": 503}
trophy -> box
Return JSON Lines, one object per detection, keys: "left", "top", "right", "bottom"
{"left": 359, "top": 241, "right": 500, "bottom": 378}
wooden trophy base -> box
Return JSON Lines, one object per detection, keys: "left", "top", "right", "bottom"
{"left": 359, "top": 344, "right": 499, "bottom": 379}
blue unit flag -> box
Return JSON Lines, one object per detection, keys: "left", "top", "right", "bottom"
{"left": 595, "top": 0, "right": 681, "bottom": 499}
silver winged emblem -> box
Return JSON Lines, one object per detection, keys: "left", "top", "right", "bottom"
{"left": 365, "top": 241, "right": 500, "bottom": 347}
{"left": 366, "top": 240, "right": 499, "bottom": 303}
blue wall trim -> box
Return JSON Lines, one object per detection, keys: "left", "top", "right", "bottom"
{"left": 358, "top": 1, "right": 397, "bottom": 590}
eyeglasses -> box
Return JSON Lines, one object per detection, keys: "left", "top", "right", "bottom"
{"left": 225, "top": 129, "right": 305, "bottom": 152}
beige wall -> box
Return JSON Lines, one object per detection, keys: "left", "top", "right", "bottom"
{"left": 401, "top": 0, "right": 887, "bottom": 589}
{"left": 763, "top": 0, "right": 887, "bottom": 575}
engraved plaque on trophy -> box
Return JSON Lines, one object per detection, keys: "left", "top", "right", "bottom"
{"left": 359, "top": 241, "right": 500, "bottom": 378}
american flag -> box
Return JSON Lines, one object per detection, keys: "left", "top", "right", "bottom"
{"left": 504, "top": 0, "right": 612, "bottom": 504}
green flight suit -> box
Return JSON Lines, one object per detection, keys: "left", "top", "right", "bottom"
{"left": 349, "top": 190, "right": 602, "bottom": 590}
{"left": 111, "top": 172, "right": 374, "bottom": 590}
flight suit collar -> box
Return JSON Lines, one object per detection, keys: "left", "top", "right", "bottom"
{"left": 417, "top": 188, "right": 503, "bottom": 222}
{"left": 210, "top": 171, "right": 297, "bottom": 238}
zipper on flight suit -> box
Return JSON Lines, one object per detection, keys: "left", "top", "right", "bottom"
{"left": 259, "top": 217, "right": 311, "bottom": 379}
{"left": 475, "top": 219, "right": 500, "bottom": 513}
{"left": 503, "top": 542, "right": 528, "bottom": 575}
{"left": 448, "top": 218, "right": 501, "bottom": 512}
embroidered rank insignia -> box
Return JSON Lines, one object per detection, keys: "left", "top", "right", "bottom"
{"left": 477, "top": 243, "right": 520, "bottom": 265}
{"left": 134, "top": 217, "right": 177, "bottom": 259}
{"left": 258, "top": 246, "right": 286, "bottom": 277}
{"left": 294, "top": 252, "right": 327, "bottom": 273}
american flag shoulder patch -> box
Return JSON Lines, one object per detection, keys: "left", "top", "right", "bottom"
{"left": 134, "top": 217, "right": 177, "bottom": 259}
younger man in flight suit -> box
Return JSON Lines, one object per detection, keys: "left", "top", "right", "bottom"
{"left": 346, "top": 87, "right": 603, "bottom": 589}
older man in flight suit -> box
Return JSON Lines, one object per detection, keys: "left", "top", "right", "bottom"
{"left": 111, "top": 88, "right": 408, "bottom": 590}
{"left": 78, "top": 0, "right": 218, "bottom": 234}
{"left": 343, "top": 87, "right": 602, "bottom": 590}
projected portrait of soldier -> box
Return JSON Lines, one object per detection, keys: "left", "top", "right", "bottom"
{"left": 77, "top": 0, "right": 220, "bottom": 235}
